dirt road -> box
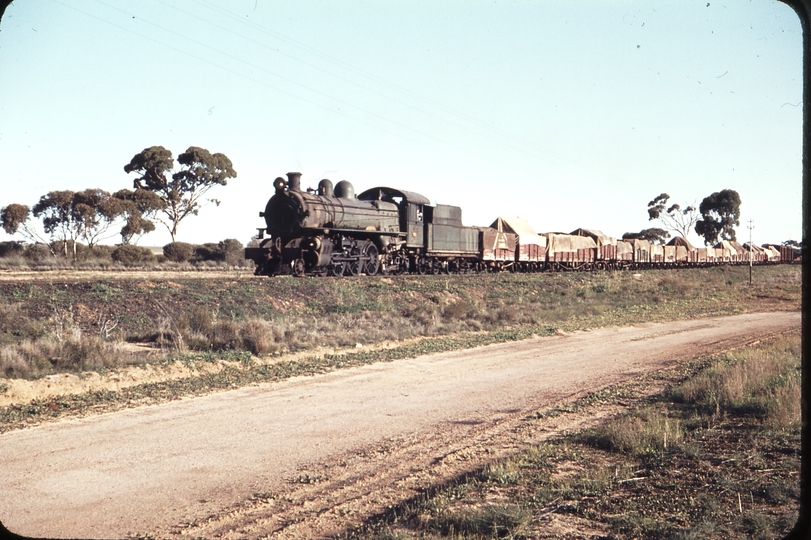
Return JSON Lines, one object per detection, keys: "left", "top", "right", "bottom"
{"left": 0, "top": 311, "right": 800, "bottom": 539}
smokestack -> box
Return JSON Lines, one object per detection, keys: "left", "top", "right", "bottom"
{"left": 287, "top": 172, "right": 302, "bottom": 192}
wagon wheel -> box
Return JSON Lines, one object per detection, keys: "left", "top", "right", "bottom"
{"left": 363, "top": 244, "right": 380, "bottom": 275}
{"left": 291, "top": 258, "right": 306, "bottom": 277}
{"left": 328, "top": 261, "right": 345, "bottom": 277}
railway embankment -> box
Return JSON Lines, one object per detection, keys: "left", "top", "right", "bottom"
{"left": 0, "top": 264, "right": 801, "bottom": 428}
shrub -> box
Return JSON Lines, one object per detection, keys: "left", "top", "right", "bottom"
{"left": 111, "top": 244, "right": 156, "bottom": 266}
{"left": 239, "top": 319, "right": 277, "bottom": 354}
{"left": 180, "top": 306, "right": 214, "bottom": 335}
{"left": 210, "top": 320, "right": 240, "bottom": 351}
{"left": 23, "top": 243, "right": 54, "bottom": 262}
{"left": 219, "top": 238, "right": 244, "bottom": 265}
{"left": 163, "top": 242, "right": 194, "bottom": 263}
{"left": 84, "top": 245, "right": 115, "bottom": 261}
{"left": 193, "top": 243, "right": 224, "bottom": 262}
{"left": 0, "top": 241, "right": 23, "bottom": 258}
{"left": 1, "top": 346, "right": 32, "bottom": 378}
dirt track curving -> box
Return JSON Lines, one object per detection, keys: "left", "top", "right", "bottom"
{"left": 0, "top": 311, "right": 800, "bottom": 539}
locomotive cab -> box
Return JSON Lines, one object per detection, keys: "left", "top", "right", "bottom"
{"left": 357, "top": 187, "right": 431, "bottom": 249}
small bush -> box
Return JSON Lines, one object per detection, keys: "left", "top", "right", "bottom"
{"left": 111, "top": 244, "right": 156, "bottom": 266}
{"left": 0, "top": 241, "right": 24, "bottom": 258}
{"left": 193, "top": 243, "right": 225, "bottom": 262}
{"left": 1, "top": 346, "right": 32, "bottom": 378}
{"left": 219, "top": 238, "right": 244, "bottom": 265}
{"left": 163, "top": 242, "right": 195, "bottom": 263}
{"left": 582, "top": 408, "right": 682, "bottom": 457}
{"left": 211, "top": 320, "right": 240, "bottom": 351}
{"left": 58, "top": 334, "right": 112, "bottom": 371}
{"left": 442, "top": 300, "right": 472, "bottom": 320}
{"left": 239, "top": 319, "right": 277, "bottom": 355}
{"left": 23, "top": 243, "right": 54, "bottom": 262}
{"left": 180, "top": 306, "right": 214, "bottom": 335}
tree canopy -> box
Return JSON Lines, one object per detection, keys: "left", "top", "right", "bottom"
{"left": 646, "top": 193, "right": 698, "bottom": 239}
{"left": 694, "top": 189, "right": 741, "bottom": 245}
{"left": 622, "top": 227, "right": 670, "bottom": 244}
{"left": 1, "top": 203, "right": 56, "bottom": 255}
{"left": 124, "top": 145, "right": 237, "bottom": 241}
{"left": 112, "top": 188, "right": 166, "bottom": 244}
{"left": 31, "top": 189, "right": 130, "bottom": 258}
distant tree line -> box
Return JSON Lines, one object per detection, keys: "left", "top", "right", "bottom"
{"left": 624, "top": 189, "right": 799, "bottom": 251}
{"left": 1, "top": 145, "right": 236, "bottom": 260}
{"left": 625, "top": 189, "right": 738, "bottom": 246}
{"left": 0, "top": 238, "right": 247, "bottom": 268}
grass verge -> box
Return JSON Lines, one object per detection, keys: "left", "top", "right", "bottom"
{"left": 344, "top": 330, "right": 801, "bottom": 539}
{"left": 0, "top": 264, "right": 800, "bottom": 380}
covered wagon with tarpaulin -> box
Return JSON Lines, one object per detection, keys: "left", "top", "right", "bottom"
{"left": 667, "top": 237, "right": 695, "bottom": 265}
{"left": 764, "top": 245, "right": 781, "bottom": 262}
{"left": 743, "top": 242, "right": 769, "bottom": 263}
{"left": 729, "top": 241, "right": 747, "bottom": 262}
{"left": 765, "top": 243, "right": 800, "bottom": 263}
{"left": 490, "top": 217, "right": 546, "bottom": 272}
{"left": 631, "top": 238, "right": 652, "bottom": 266}
{"left": 477, "top": 226, "right": 517, "bottom": 270}
{"left": 571, "top": 228, "right": 617, "bottom": 268}
{"left": 616, "top": 240, "right": 634, "bottom": 266}
{"left": 714, "top": 240, "right": 745, "bottom": 263}
{"left": 542, "top": 232, "right": 597, "bottom": 270}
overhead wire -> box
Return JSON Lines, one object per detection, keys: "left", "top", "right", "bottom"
{"left": 53, "top": 0, "right": 541, "bottom": 175}
{"left": 190, "top": 0, "right": 622, "bottom": 181}
{"left": 50, "top": 0, "right": 617, "bottom": 181}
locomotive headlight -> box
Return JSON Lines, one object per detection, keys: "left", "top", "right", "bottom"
{"left": 273, "top": 177, "right": 287, "bottom": 193}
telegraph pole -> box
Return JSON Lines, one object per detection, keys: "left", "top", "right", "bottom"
{"left": 747, "top": 218, "right": 754, "bottom": 286}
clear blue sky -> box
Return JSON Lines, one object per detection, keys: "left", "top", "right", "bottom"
{"left": 0, "top": 0, "right": 803, "bottom": 247}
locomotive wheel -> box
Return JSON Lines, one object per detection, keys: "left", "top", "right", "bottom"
{"left": 363, "top": 244, "right": 380, "bottom": 275}
{"left": 416, "top": 258, "right": 429, "bottom": 275}
{"left": 328, "top": 262, "right": 345, "bottom": 277}
{"left": 390, "top": 256, "right": 404, "bottom": 275}
{"left": 348, "top": 259, "right": 361, "bottom": 276}
{"left": 291, "top": 258, "right": 306, "bottom": 277}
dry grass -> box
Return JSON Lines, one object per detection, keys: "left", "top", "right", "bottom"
{"left": 582, "top": 408, "right": 683, "bottom": 457}
{"left": 0, "top": 264, "right": 800, "bottom": 381}
{"left": 348, "top": 332, "right": 801, "bottom": 539}
{"left": 670, "top": 335, "right": 801, "bottom": 428}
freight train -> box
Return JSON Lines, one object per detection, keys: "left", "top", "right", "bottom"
{"left": 244, "top": 172, "right": 796, "bottom": 276}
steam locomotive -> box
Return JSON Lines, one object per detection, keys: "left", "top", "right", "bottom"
{"left": 244, "top": 172, "right": 794, "bottom": 276}
{"left": 244, "top": 172, "right": 485, "bottom": 276}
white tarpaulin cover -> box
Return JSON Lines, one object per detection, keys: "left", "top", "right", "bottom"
{"left": 490, "top": 217, "right": 543, "bottom": 246}
{"left": 617, "top": 241, "right": 633, "bottom": 256}
{"left": 570, "top": 228, "right": 616, "bottom": 247}
{"left": 478, "top": 227, "right": 516, "bottom": 251}
{"left": 544, "top": 233, "right": 597, "bottom": 253}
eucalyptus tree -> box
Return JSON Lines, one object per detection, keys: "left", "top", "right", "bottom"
{"left": 694, "top": 189, "right": 742, "bottom": 245}
{"left": 621, "top": 227, "right": 670, "bottom": 245}
{"left": 124, "top": 145, "right": 237, "bottom": 242}
{"left": 0, "top": 203, "right": 56, "bottom": 256}
{"left": 646, "top": 193, "right": 698, "bottom": 239}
